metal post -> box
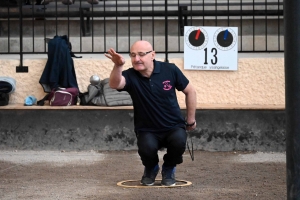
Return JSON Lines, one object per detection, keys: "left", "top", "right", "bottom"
{"left": 16, "top": 0, "right": 28, "bottom": 73}
{"left": 19, "top": 0, "right": 23, "bottom": 65}
{"left": 284, "top": 1, "right": 300, "bottom": 199}
{"left": 164, "top": 0, "right": 169, "bottom": 63}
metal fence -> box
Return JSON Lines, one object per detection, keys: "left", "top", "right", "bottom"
{"left": 0, "top": 0, "right": 284, "bottom": 58}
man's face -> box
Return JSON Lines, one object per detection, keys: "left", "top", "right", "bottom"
{"left": 129, "top": 42, "right": 154, "bottom": 71}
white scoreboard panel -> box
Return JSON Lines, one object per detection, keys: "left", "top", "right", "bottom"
{"left": 184, "top": 26, "right": 238, "bottom": 71}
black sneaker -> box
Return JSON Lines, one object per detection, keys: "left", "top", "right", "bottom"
{"left": 140, "top": 164, "right": 159, "bottom": 186}
{"left": 161, "top": 165, "right": 176, "bottom": 186}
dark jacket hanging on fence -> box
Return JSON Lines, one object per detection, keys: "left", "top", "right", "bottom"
{"left": 39, "top": 35, "right": 79, "bottom": 93}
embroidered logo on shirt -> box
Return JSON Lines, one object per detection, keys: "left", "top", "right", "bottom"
{"left": 162, "top": 80, "right": 172, "bottom": 90}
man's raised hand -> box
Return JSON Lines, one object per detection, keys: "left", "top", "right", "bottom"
{"left": 104, "top": 48, "right": 125, "bottom": 67}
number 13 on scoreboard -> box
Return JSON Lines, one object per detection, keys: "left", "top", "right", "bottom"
{"left": 184, "top": 26, "right": 238, "bottom": 71}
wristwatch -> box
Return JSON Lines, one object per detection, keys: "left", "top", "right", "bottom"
{"left": 185, "top": 121, "right": 196, "bottom": 127}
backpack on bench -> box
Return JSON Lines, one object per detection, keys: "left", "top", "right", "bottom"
{"left": 80, "top": 76, "right": 132, "bottom": 106}
{"left": 0, "top": 76, "right": 16, "bottom": 106}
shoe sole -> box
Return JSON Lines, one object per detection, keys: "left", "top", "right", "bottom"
{"left": 140, "top": 182, "right": 155, "bottom": 186}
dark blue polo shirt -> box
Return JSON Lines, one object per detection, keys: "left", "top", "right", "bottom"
{"left": 119, "top": 60, "right": 189, "bottom": 133}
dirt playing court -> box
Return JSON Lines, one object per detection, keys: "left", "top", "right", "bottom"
{"left": 0, "top": 150, "right": 286, "bottom": 200}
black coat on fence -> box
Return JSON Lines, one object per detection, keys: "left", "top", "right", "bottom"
{"left": 39, "top": 35, "right": 79, "bottom": 93}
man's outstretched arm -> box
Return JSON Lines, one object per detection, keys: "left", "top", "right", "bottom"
{"left": 104, "top": 48, "right": 126, "bottom": 89}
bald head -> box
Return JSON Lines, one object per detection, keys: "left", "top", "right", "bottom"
{"left": 130, "top": 40, "right": 153, "bottom": 52}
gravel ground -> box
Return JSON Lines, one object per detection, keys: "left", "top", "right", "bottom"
{"left": 0, "top": 150, "right": 286, "bottom": 200}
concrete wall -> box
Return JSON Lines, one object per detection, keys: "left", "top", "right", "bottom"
{"left": 0, "top": 53, "right": 286, "bottom": 152}
{"left": 0, "top": 53, "right": 285, "bottom": 108}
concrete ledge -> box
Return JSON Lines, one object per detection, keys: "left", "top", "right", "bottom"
{"left": 0, "top": 109, "right": 286, "bottom": 152}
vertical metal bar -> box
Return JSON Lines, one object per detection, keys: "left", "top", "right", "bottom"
{"left": 227, "top": 0, "right": 229, "bottom": 26}
{"left": 184, "top": 5, "right": 187, "bottom": 27}
{"left": 240, "top": 0, "right": 242, "bottom": 51}
{"left": 55, "top": 0, "right": 58, "bottom": 35}
{"left": 67, "top": 2, "right": 70, "bottom": 39}
{"left": 284, "top": 1, "right": 300, "bottom": 199}
{"left": 7, "top": 3, "right": 10, "bottom": 53}
{"left": 178, "top": 5, "right": 184, "bottom": 36}
{"left": 16, "top": 1, "right": 28, "bottom": 72}
{"left": 202, "top": 0, "right": 204, "bottom": 26}
{"left": 115, "top": 0, "right": 118, "bottom": 51}
{"left": 164, "top": 0, "right": 168, "bottom": 62}
{"left": 80, "top": 8, "right": 86, "bottom": 37}
{"left": 252, "top": 0, "right": 255, "bottom": 51}
{"left": 92, "top": 2, "right": 94, "bottom": 52}
{"left": 31, "top": 1, "right": 34, "bottom": 52}
{"left": 152, "top": 0, "right": 155, "bottom": 49}
{"left": 215, "top": 0, "right": 217, "bottom": 26}
{"left": 265, "top": 0, "right": 267, "bottom": 51}
{"left": 43, "top": 2, "right": 47, "bottom": 52}
{"left": 190, "top": 0, "right": 192, "bottom": 26}
{"left": 177, "top": 0, "right": 180, "bottom": 50}
{"left": 19, "top": 0, "right": 23, "bottom": 66}
{"left": 140, "top": 0, "right": 142, "bottom": 39}
{"left": 86, "top": 10, "right": 91, "bottom": 35}
{"left": 128, "top": 0, "right": 130, "bottom": 49}
{"left": 278, "top": 0, "right": 280, "bottom": 51}
{"left": 79, "top": 0, "right": 82, "bottom": 53}
{"left": 104, "top": 0, "right": 106, "bottom": 51}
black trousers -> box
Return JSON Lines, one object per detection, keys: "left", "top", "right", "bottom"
{"left": 136, "top": 127, "right": 187, "bottom": 168}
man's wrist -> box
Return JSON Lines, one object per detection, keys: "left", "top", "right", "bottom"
{"left": 114, "top": 64, "right": 124, "bottom": 68}
{"left": 185, "top": 121, "right": 196, "bottom": 126}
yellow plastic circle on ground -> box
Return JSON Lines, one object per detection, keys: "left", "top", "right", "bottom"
{"left": 117, "top": 179, "right": 192, "bottom": 188}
